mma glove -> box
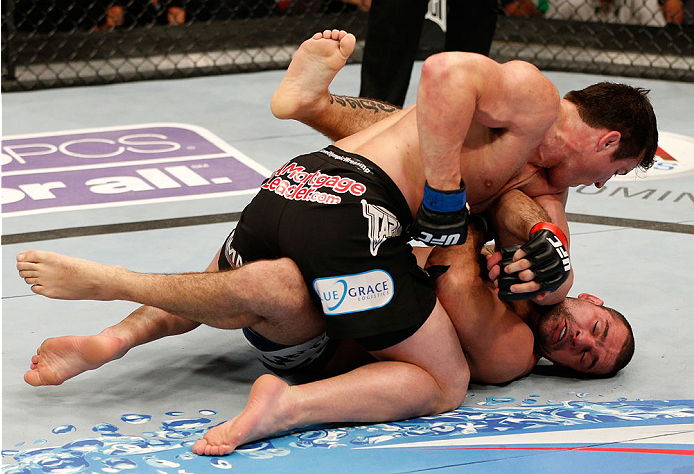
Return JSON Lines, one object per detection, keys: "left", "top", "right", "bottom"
{"left": 497, "top": 222, "right": 571, "bottom": 301}
{"left": 411, "top": 180, "right": 469, "bottom": 246}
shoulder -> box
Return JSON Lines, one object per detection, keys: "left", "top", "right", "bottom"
{"left": 471, "top": 60, "right": 560, "bottom": 133}
{"left": 469, "top": 318, "right": 539, "bottom": 384}
{"left": 499, "top": 61, "right": 561, "bottom": 120}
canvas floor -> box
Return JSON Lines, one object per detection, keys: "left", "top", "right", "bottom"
{"left": 2, "top": 60, "right": 694, "bottom": 473}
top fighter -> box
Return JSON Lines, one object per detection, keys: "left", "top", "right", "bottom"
{"left": 212, "top": 29, "right": 655, "bottom": 450}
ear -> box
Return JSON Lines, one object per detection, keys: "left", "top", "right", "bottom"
{"left": 598, "top": 131, "right": 621, "bottom": 152}
{"left": 578, "top": 293, "right": 604, "bottom": 306}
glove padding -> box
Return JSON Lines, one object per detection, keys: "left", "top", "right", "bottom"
{"left": 497, "top": 245, "right": 534, "bottom": 301}
{"left": 411, "top": 181, "right": 468, "bottom": 246}
{"left": 497, "top": 222, "right": 571, "bottom": 301}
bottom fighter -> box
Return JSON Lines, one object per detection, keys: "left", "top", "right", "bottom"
{"left": 16, "top": 189, "right": 634, "bottom": 455}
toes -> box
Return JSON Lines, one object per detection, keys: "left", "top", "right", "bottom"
{"left": 17, "top": 250, "right": 42, "bottom": 263}
{"left": 24, "top": 370, "right": 42, "bottom": 386}
{"left": 17, "top": 261, "right": 38, "bottom": 272}
{"left": 18, "top": 269, "right": 38, "bottom": 278}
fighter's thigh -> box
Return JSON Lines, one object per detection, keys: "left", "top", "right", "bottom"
{"left": 371, "top": 300, "right": 470, "bottom": 407}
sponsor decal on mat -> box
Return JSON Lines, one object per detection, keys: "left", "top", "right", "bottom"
{"left": 1, "top": 123, "right": 271, "bottom": 216}
{"left": 612, "top": 131, "right": 694, "bottom": 181}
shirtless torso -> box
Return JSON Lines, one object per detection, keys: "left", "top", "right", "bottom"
{"left": 334, "top": 55, "right": 565, "bottom": 220}
{"left": 413, "top": 241, "right": 540, "bottom": 385}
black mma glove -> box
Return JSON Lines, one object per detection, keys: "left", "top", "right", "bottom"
{"left": 497, "top": 222, "right": 571, "bottom": 301}
{"left": 411, "top": 181, "right": 469, "bottom": 246}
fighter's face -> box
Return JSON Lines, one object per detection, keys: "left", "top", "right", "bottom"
{"left": 533, "top": 296, "right": 630, "bottom": 375}
{"left": 570, "top": 156, "right": 640, "bottom": 189}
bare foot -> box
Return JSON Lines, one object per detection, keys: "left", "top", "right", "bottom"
{"left": 16, "top": 250, "right": 123, "bottom": 300}
{"left": 24, "top": 334, "right": 125, "bottom": 386}
{"left": 192, "top": 374, "right": 294, "bottom": 456}
{"left": 271, "top": 29, "right": 356, "bottom": 122}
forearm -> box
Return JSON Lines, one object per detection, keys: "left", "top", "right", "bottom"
{"left": 489, "top": 189, "right": 550, "bottom": 246}
{"left": 416, "top": 54, "right": 476, "bottom": 190}
{"left": 531, "top": 191, "right": 573, "bottom": 304}
{"left": 489, "top": 190, "right": 573, "bottom": 304}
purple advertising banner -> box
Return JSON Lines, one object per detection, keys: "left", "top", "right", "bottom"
{"left": 2, "top": 123, "right": 270, "bottom": 215}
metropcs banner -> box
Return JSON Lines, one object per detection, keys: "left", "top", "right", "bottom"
{"left": 1, "top": 123, "right": 271, "bottom": 216}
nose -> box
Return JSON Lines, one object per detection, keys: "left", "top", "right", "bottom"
{"left": 572, "top": 331, "right": 591, "bottom": 350}
{"left": 595, "top": 181, "right": 605, "bottom": 189}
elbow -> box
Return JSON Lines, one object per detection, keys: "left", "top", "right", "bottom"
{"left": 421, "top": 53, "right": 450, "bottom": 82}
{"left": 420, "top": 52, "right": 464, "bottom": 90}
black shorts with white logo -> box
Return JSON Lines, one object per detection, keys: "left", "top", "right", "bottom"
{"left": 219, "top": 146, "right": 437, "bottom": 351}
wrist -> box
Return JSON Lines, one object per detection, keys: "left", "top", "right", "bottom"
{"left": 530, "top": 221, "right": 568, "bottom": 248}
{"left": 422, "top": 180, "right": 467, "bottom": 213}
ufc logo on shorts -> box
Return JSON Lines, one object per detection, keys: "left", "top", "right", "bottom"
{"left": 416, "top": 231, "right": 461, "bottom": 246}
{"left": 547, "top": 235, "right": 571, "bottom": 271}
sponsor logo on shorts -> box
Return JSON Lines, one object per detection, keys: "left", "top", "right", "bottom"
{"left": 319, "top": 148, "right": 372, "bottom": 174}
{"left": 611, "top": 131, "right": 694, "bottom": 181}
{"left": 261, "top": 161, "right": 367, "bottom": 205}
{"left": 225, "top": 230, "right": 245, "bottom": 268}
{"left": 361, "top": 199, "right": 402, "bottom": 256}
{"left": 313, "top": 270, "right": 394, "bottom": 316}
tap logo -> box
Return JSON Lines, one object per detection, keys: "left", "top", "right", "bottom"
{"left": 611, "top": 131, "right": 694, "bottom": 181}
{"left": 313, "top": 270, "right": 394, "bottom": 315}
{"left": 362, "top": 200, "right": 402, "bottom": 257}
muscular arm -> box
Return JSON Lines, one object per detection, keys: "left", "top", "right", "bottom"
{"left": 531, "top": 191, "right": 573, "bottom": 303}
{"left": 426, "top": 222, "right": 537, "bottom": 383}
{"left": 488, "top": 189, "right": 573, "bottom": 304}
{"left": 416, "top": 54, "right": 559, "bottom": 191}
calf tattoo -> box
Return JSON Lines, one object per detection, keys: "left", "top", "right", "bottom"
{"left": 330, "top": 95, "right": 398, "bottom": 114}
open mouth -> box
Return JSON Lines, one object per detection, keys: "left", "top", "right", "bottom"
{"left": 555, "top": 321, "right": 567, "bottom": 345}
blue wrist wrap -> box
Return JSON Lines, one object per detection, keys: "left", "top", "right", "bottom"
{"left": 422, "top": 181, "right": 467, "bottom": 213}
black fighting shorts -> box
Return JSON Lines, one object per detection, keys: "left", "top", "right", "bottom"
{"left": 219, "top": 146, "right": 437, "bottom": 351}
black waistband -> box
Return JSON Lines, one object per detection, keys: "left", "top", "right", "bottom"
{"left": 321, "top": 145, "right": 412, "bottom": 226}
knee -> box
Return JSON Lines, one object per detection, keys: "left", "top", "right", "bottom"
{"left": 433, "top": 368, "right": 470, "bottom": 414}
{"left": 245, "top": 258, "right": 313, "bottom": 315}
